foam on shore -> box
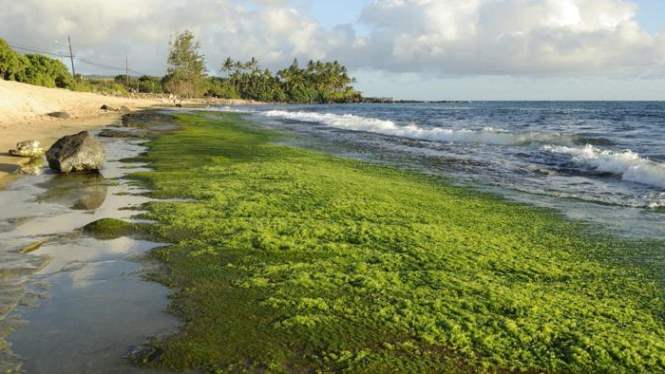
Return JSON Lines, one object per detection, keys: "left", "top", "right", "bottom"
{"left": 544, "top": 145, "right": 665, "bottom": 188}
{"left": 263, "top": 110, "right": 575, "bottom": 146}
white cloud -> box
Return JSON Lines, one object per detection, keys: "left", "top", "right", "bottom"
{"left": 358, "top": 0, "right": 665, "bottom": 75}
{"left": 0, "top": 0, "right": 336, "bottom": 75}
{"left": 0, "top": 0, "right": 663, "bottom": 77}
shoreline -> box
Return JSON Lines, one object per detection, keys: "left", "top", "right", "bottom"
{"left": 0, "top": 79, "right": 258, "bottom": 187}
{"left": 0, "top": 112, "right": 139, "bottom": 188}
{"left": 2, "top": 109, "right": 664, "bottom": 371}
{"left": 0, "top": 122, "right": 180, "bottom": 372}
{"left": 130, "top": 112, "right": 665, "bottom": 372}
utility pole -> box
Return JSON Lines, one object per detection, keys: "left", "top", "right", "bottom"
{"left": 67, "top": 36, "right": 76, "bottom": 77}
{"left": 125, "top": 56, "right": 130, "bottom": 88}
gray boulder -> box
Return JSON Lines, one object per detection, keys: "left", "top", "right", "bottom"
{"left": 9, "top": 140, "right": 44, "bottom": 157}
{"left": 46, "top": 131, "right": 105, "bottom": 173}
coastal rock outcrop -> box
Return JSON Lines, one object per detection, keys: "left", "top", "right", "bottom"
{"left": 46, "top": 131, "right": 105, "bottom": 173}
{"left": 9, "top": 140, "right": 44, "bottom": 157}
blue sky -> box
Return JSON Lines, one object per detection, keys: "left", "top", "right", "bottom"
{"left": 634, "top": 0, "right": 665, "bottom": 33}
{"left": 307, "top": 1, "right": 367, "bottom": 29}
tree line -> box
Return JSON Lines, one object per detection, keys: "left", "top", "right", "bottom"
{"left": 163, "top": 31, "right": 361, "bottom": 103}
{"left": 0, "top": 38, "right": 74, "bottom": 89}
{"left": 0, "top": 32, "right": 362, "bottom": 103}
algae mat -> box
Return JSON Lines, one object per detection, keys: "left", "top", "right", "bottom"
{"left": 132, "top": 112, "right": 665, "bottom": 372}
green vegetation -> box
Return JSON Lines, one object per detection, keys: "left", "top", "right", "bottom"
{"left": 23, "top": 54, "right": 73, "bottom": 88}
{"left": 71, "top": 78, "right": 129, "bottom": 95}
{"left": 82, "top": 218, "right": 142, "bottom": 240}
{"left": 162, "top": 30, "right": 207, "bottom": 98}
{"left": 138, "top": 75, "right": 164, "bottom": 94}
{"left": 0, "top": 38, "right": 29, "bottom": 81}
{"left": 1, "top": 33, "right": 362, "bottom": 102}
{"left": 0, "top": 37, "right": 128, "bottom": 94}
{"left": 218, "top": 57, "right": 361, "bottom": 103}
{"left": 130, "top": 112, "right": 665, "bottom": 372}
{"left": 111, "top": 74, "right": 163, "bottom": 94}
{"left": 0, "top": 37, "right": 73, "bottom": 88}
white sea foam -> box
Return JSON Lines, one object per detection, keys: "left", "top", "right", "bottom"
{"left": 263, "top": 110, "right": 573, "bottom": 146}
{"left": 214, "top": 106, "right": 256, "bottom": 113}
{"left": 544, "top": 145, "right": 665, "bottom": 189}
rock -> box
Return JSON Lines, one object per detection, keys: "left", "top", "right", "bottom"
{"left": 98, "top": 129, "right": 143, "bottom": 138}
{"left": 82, "top": 218, "right": 139, "bottom": 240}
{"left": 16, "top": 157, "right": 46, "bottom": 176}
{"left": 9, "top": 140, "right": 44, "bottom": 157}
{"left": 101, "top": 104, "right": 120, "bottom": 111}
{"left": 175, "top": 103, "right": 183, "bottom": 108}
{"left": 47, "top": 111, "right": 71, "bottom": 119}
{"left": 120, "top": 105, "right": 131, "bottom": 112}
{"left": 36, "top": 173, "right": 107, "bottom": 209}
{"left": 46, "top": 131, "right": 105, "bottom": 173}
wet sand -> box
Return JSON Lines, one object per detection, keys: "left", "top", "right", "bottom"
{"left": 0, "top": 120, "right": 180, "bottom": 372}
{"left": 0, "top": 114, "right": 127, "bottom": 187}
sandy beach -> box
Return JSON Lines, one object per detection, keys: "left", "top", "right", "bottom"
{"left": 0, "top": 79, "right": 256, "bottom": 186}
{"left": 0, "top": 80, "right": 166, "bottom": 185}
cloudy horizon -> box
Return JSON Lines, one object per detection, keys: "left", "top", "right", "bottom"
{"left": 1, "top": 0, "right": 664, "bottom": 100}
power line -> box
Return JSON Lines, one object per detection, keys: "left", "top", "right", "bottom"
{"left": 9, "top": 45, "right": 70, "bottom": 58}
{"left": 6, "top": 39, "right": 151, "bottom": 77}
{"left": 77, "top": 57, "right": 145, "bottom": 75}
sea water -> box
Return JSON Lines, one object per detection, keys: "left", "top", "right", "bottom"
{"left": 218, "top": 101, "right": 665, "bottom": 239}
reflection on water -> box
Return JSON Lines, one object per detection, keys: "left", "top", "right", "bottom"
{"left": 36, "top": 173, "right": 109, "bottom": 210}
{"left": 0, "top": 124, "right": 178, "bottom": 373}
{"left": 10, "top": 237, "right": 175, "bottom": 374}
{"left": 16, "top": 158, "right": 46, "bottom": 176}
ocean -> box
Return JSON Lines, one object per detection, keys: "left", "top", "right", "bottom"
{"left": 217, "top": 101, "right": 665, "bottom": 239}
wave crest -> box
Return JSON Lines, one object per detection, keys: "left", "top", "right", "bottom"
{"left": 544, "top": 145, "right": 665, "bottom": 189}
{"left": 263, "top": 110, "right": 574, "bottom": 146}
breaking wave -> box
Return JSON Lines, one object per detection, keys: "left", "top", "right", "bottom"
{"left": 544, "top": 145, "right": 665, "bottom": 189}
{"left": 263, "top": 110, "right": 575, "bottom": 146}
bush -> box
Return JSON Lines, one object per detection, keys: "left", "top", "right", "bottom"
{"left": 24, "top": 54, "right": 74, "bottom": 88}
{"left": 0, "top": 37, "right": 75, "bottom": 89}
{"left": 138, "top": 75, "right": 163, "bottom": 94}
{"left": 204, "top": 77, "right": 239, "bottom": 99}
{"left": 71, "top": 78, "right": 129, "bottom": 95}
{"left": 0, "top": 38, "right": 29, "bottom": 81}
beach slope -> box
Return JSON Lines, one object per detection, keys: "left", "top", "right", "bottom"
{"left": 0, "top": 80, "right": 165, "bottom": 184}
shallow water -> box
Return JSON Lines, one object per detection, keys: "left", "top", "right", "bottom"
{"left": 214, "top": 102, "right": 665, "bottom": 239}
{"left": 0, "top": 124, "right": 179, "bottom": 373}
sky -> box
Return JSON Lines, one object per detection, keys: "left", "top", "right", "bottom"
{"left": 1, "top": 0, "right": 664, "bottom": 100}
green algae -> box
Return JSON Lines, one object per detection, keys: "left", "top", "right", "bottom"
{"left": 132, "top": 112, "right": 665, "bottom": 372}
{"left": 82, "top": 218, "right": 141, "bottom": 240}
